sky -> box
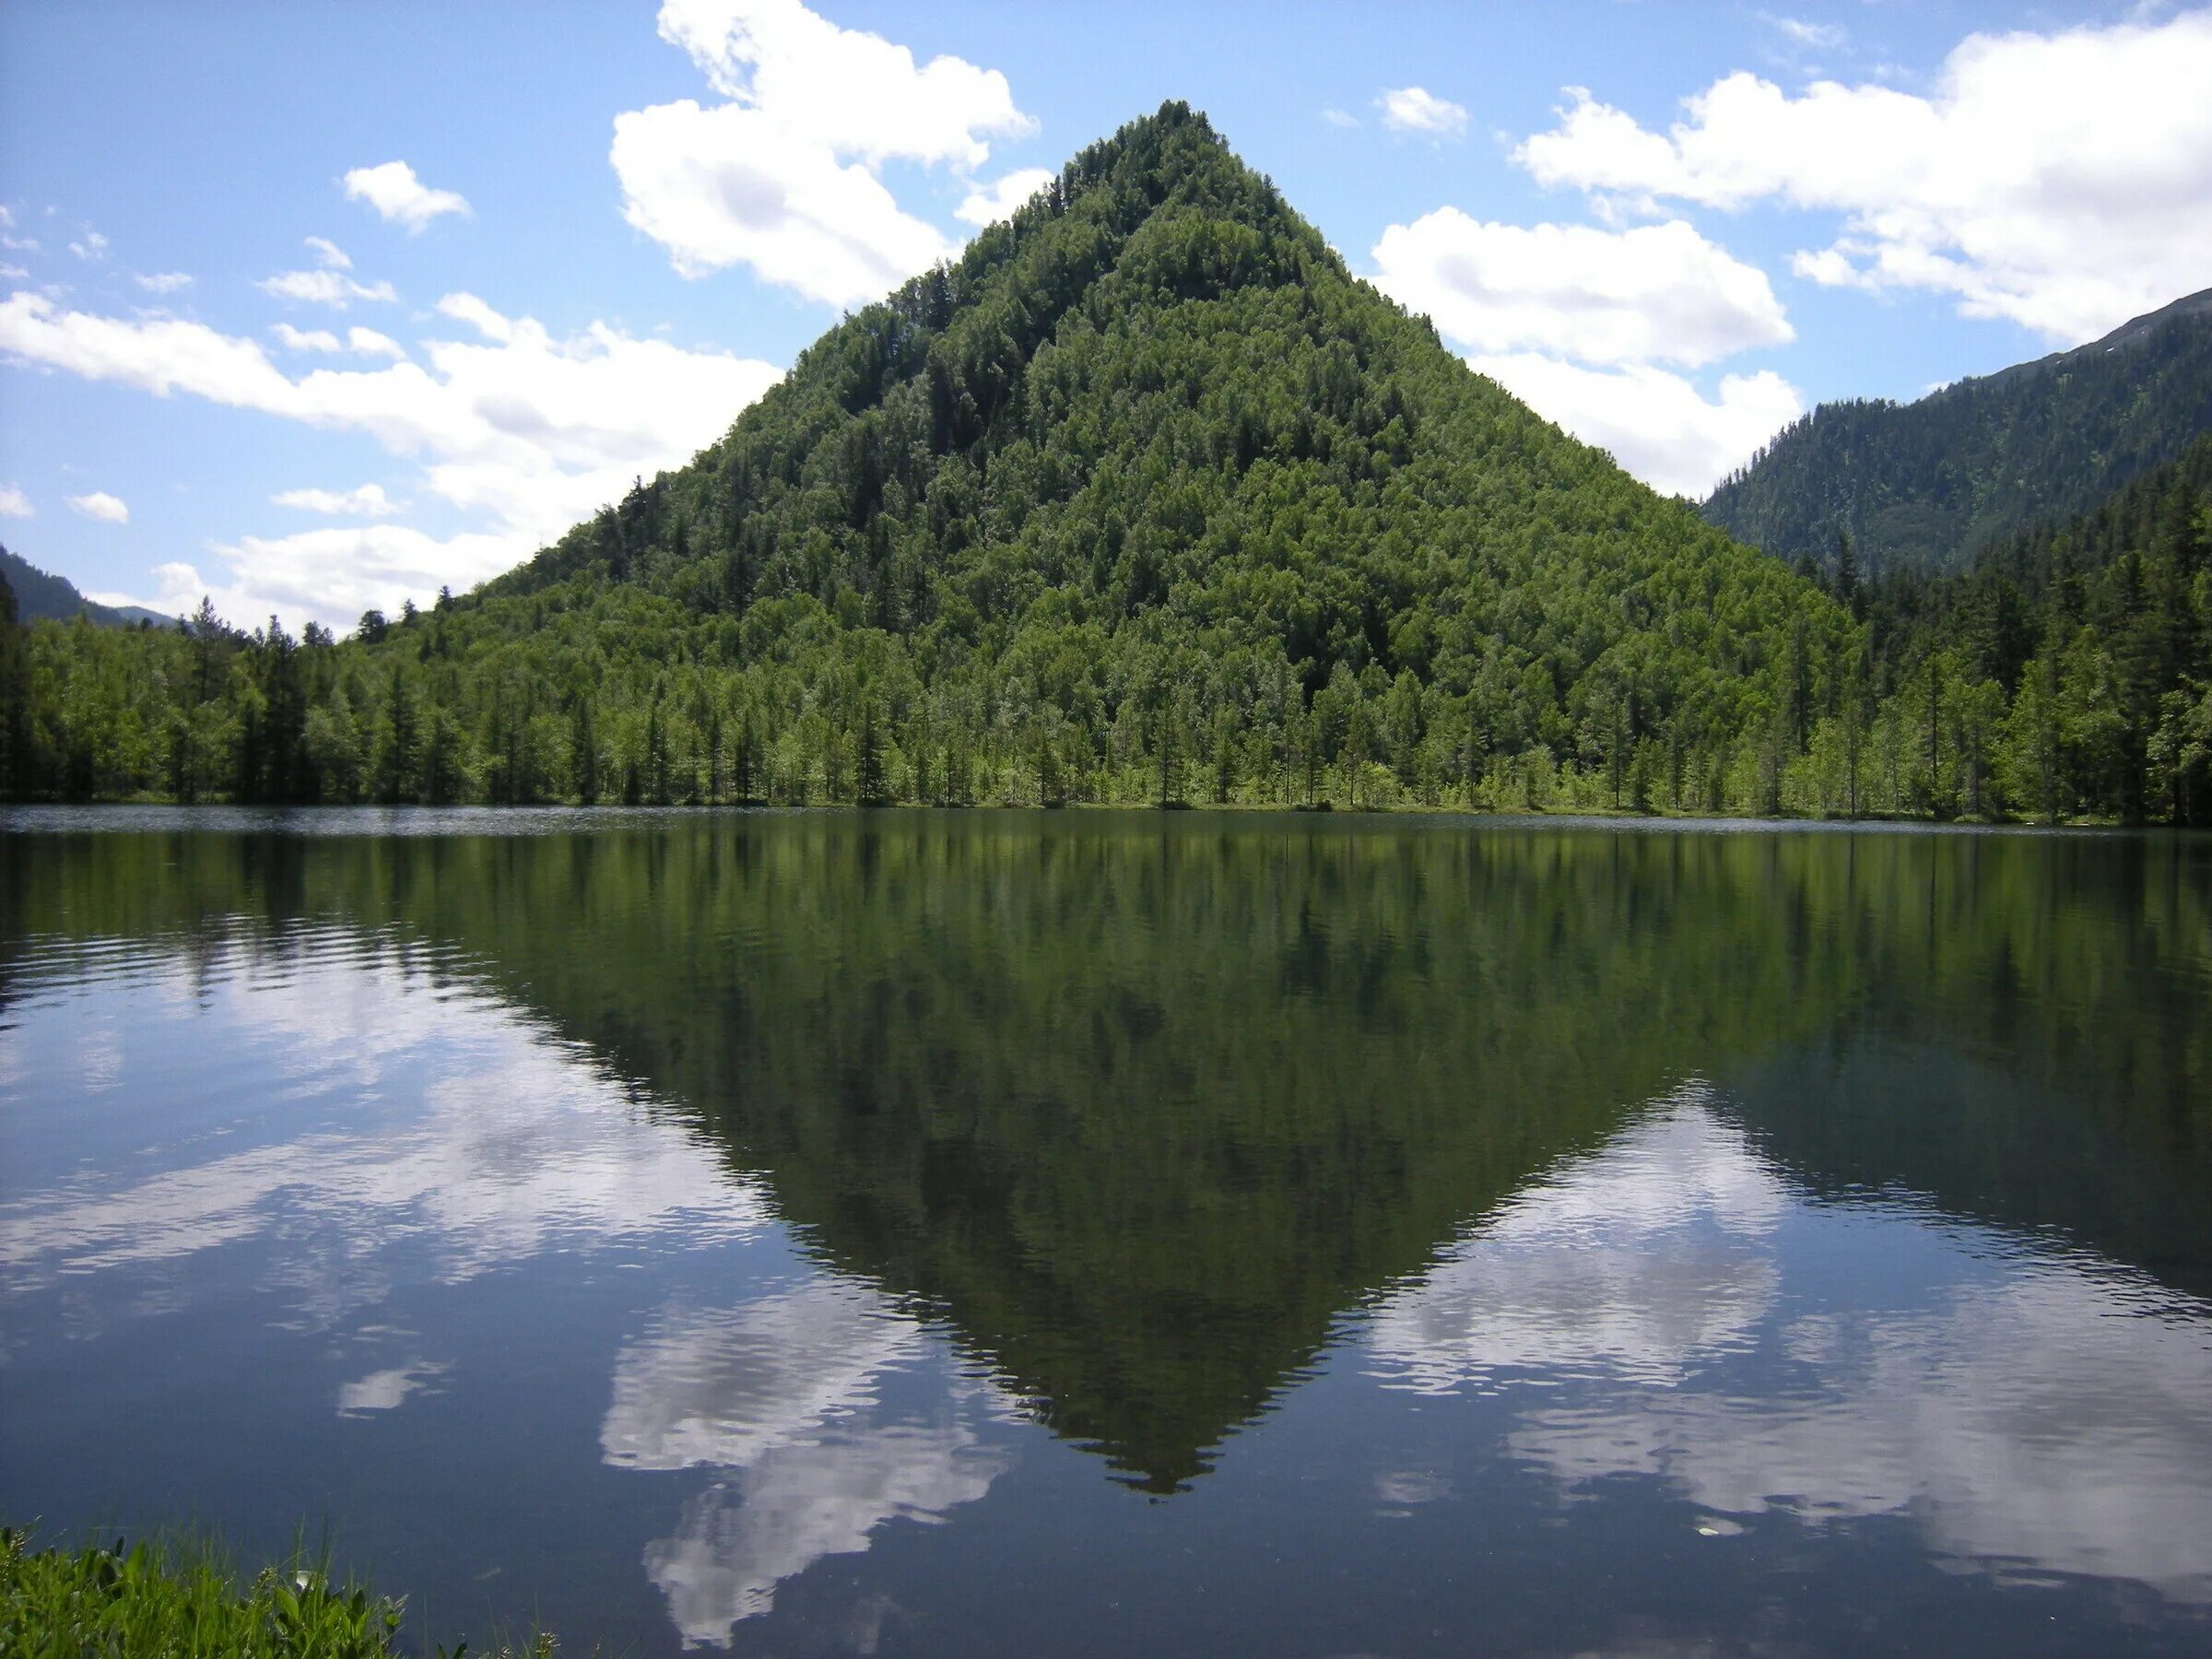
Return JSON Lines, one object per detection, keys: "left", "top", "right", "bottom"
{"left": 2, "top": 0, "right": 2208, "bottom": 634}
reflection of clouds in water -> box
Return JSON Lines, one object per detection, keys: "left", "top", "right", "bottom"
{"left": 1367, "top": 1096, "right": 1783, "bottom": 1394}
{"left": 606, "top": 1285, "right": 1007, "bottom": 1646}
{"left": 1366, "top": 1091, "right": 2212, "bottom": 1603}
{"left": 336, "top": 1359, "right": 449, "bottom": 1417}
{"left": 648, "top": 1428, "right": 998, "bottom": 1647}
{"left": 0, "top": 956, "right": 768, "bottom": 1303}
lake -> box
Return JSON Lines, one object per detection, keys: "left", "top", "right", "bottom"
{"left": 3, "top": 806, "right": 2210, "bottom": 1656}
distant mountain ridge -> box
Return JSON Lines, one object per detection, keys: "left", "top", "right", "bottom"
{"left": 0, "top": 544, "right": 172, "bottom": 629}
{"left": 1703, "top": 287, "right": 2212, "bottom": 574}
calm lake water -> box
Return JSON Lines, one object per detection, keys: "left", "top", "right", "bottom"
{"left": 4, "top": 807, "right": 2211, "bottom": 1656}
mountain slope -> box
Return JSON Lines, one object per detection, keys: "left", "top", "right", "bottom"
{"left": 7, "top": 103, "right": 1851, "bottom": 812}
{"left": 470, "top": 101, "right": 1846, "bottom": 771}
{"left": 1, "top": 544, "right": 171, "bottom": 628}
{"left": 1704, "top": 288, "right": 2212, "bottom": 574}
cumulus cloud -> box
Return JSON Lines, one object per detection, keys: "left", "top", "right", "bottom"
{"left": 272, "top": 323, "right": 343, "bottom": 353}
{"left": 68, "top": 229, "right": 109, "bottom": 262}
{"left": 1378, "top": 87, "right": 1469, "bottom": 136}
{"left": 955, "top": 167, "right": 1054, "bottom": 228}
{"left": 0, "top": 264, "right": 26, "bottom": 281}
{"left": 1371, "top": 213, "right": 1793, "bottom": 367}
{"left": 0, "top": 288, "right": 781, "bottom": 627}
{"left": 654, "top": 0, "right": 1032, "bottom": 167}
{"left": 1366, "top": 206, "right": 1801, "bottom": 493}
{"left": 614, "top": 0, "right": 1034, "bottom": 307}
{"left": 1471, "top": 353, "right": 1805, "bottom": 499}
{"left": 259, "top": 267, "right": 399, "bottom": 309}
{"left": 272, "top": 483, "right": 401, "bottom": 517}
{"left": 134, "top": 271, "right": 193, "bottom": 294}
{"left": 303, "top": 236, "right": 352, "bottom": 269}
{"left": 0, "top": 483, "right": 31, "bottom": 518}
{"left": 346, "top": 326, "right": 406, "bottom": 360}
{"left": 65, "top": 490, "right": 129, "bottom": 524}
{"left": 342, "top": 161, "right": 471, "bottom": 231}
{"left": 1513, "top": 11, "right": 2212, "bottom": 341}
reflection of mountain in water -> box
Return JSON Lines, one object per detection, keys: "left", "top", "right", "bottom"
{"left": 1368, "top": 1091, "right": 2212, "bottom": 1603}
{"left": 5, "top": 812, "right": 2209, "bottom": 1497}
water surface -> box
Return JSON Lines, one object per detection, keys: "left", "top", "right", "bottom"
{"left": 3, "top": 808, "right": 2210, "bottom": 1655}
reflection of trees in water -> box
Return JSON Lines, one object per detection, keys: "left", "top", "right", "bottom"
{"left": 4, "top": 813, "right": 2207, "bottom": 1492}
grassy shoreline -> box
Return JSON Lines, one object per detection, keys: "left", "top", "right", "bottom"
{"left": 0, "top": 1527, "right": 559, "bottom": 1659}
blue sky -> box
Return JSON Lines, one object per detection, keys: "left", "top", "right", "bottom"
{"left": 3, "top": 0, "right": 2207, "bottom": 632}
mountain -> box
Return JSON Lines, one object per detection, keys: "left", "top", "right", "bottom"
{"left": 0, "top": 543, "right": 173, "bottom": 628}
{"left": 7, "top": 102, "right": 1853, "bottom": 810}
{"left": 1704, "top": 288, "right": 2212, "bottom": 574}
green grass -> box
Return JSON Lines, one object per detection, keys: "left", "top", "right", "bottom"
{"left": 0, "top": 1526, "right": 558, "bottom": 1659}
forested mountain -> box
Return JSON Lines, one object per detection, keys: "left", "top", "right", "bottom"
{"left": 4, "top": 103, "right": 2206, "bottom": 821}
{"left": 0, "top": 545, "right": 171, "bottom": 628}
{"left": 1704, "top": 288, "right": 2212, "bottom": 574}
{"left": 1831, "top": 433, "right": 2212, "bottom": 821}
{"left": 0, "top": 103, "right": 1853, "bottom": 816}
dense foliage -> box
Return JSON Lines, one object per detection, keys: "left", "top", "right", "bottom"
{"left": 1705, "top": 288, "right": 2212, "bottom": 575}
{"left": 1815, "top": 434, "right": 2212, "bottom": 823}
{"left": 0, "top": 104, "right": 1857, "bottom": 817}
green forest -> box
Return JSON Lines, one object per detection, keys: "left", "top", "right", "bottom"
{"left": 2, "top": 104, "right": 2207, "bottom": 823}
{"left": 1704, "top": 288, "right": 2212, "bottom": 576}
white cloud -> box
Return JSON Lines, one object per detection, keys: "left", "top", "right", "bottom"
{"left": 1322, "top": 108, "right": 1359, "bottom": 130}
{"left": 434, "top": 291, "right": 516, "bottom": 343}
{"left": 1471, "top": 353, "right": 1805, "bottom": 498}
{"left": 346, "top": 326, "right": 406, "bottom": 360}
{"left": 0, "top": 483, "right": 31, "bottom": 518}
{"left": 65, "top": 490, "right": 129, "bottom": 524}
{"left": 1765, "top": 14, "right": 1847, "bottom": 53}
{"left": 272, "top": 483, "right": 401, "bottom": 517}
{"left": 259, "top": 268, "right": 399, "bottom": 309}
{"left": 0, "top": 288, "right": 781, "bottom": 627}
{"left": 303, "top": 235, "right": 352, "bottom": 269}
{"left": 273, "top": 322, "right": 405, "bottom": 359}
{"left": 341, "top": 160, "right": 471, "bottom": 232}
{"left": 654, "top": 0, "right": 1033, "bottom": 168}
{"left": 68, "top": 229, "right": 109, "bottom": 262}
{"left": 614, "top": 100, "right": 958, "bottom": 304}
{"left": 1513, "top": 12, "right": 2212, "bottom": 341}
{"left": 1379, "top": 87, "right": 1469, "bottom": 136}
{"left": 1371, "top": 213, "right": 1793, "bottom": 368}
{"left": 134, "top": 271, "right": 193, "bottom": 294}
{"left": 954, "top": 166, "right": 1053, "bottom": 228}
{"left": 273, "top": 323, "right": 344, "bottom": 353}
{"left": 614, "top": 0, "right": 1034, "bottom": 307}
{"left": 0, "top": 264, "right": 26, "bottom": 281}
